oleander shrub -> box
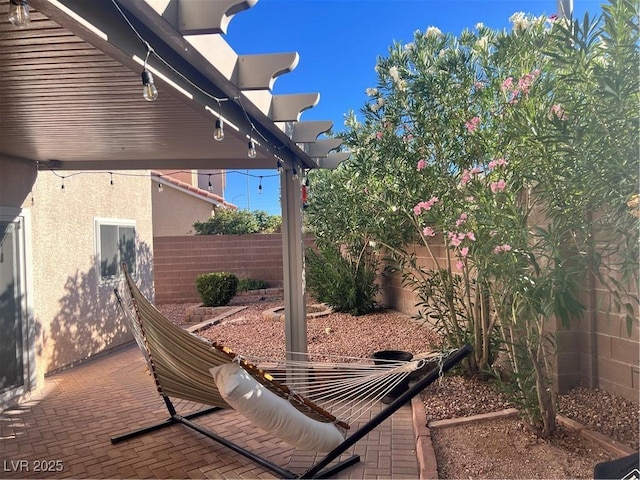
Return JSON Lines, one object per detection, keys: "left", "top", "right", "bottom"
{"left": 196, "top": 272, "right": 238, "bottom": 307}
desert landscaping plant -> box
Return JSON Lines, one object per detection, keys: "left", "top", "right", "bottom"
{"left": 306, "top": 0, "right": 638, "bottom": 438}
{"left": 195, "top": 272, "right": 238, "bottom": 307}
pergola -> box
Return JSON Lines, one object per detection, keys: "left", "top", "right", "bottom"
{"left": 0, "top": 0, "right": 349, "bottom": 357}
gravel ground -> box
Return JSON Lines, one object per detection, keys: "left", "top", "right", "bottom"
{"left": 157, "top": 298, "right": 639, "bottom": 478}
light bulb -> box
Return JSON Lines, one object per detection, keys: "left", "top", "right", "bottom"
{"left": 207, "top": 175, "right": 213, "bottom": 191}
{"left": 141, "top": 69, "right": 158, "bottom": 102}
{"left": 158, "top": 183, "right": 163, "bottom": 192}
{"left": 277, "top": 160, "right": 284, "bottom": 173}
{"left": 8, "top": 0, "right": 30, "bottom": 28}
{"left": 247, "top": 140, "right": 257, "bottom": 158}
{"left": 214, "top": 118, "right": 224, "bottom": 141}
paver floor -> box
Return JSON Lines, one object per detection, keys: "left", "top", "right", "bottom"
{"left": 1, "top": 344, "right": 419, "bottom": 479}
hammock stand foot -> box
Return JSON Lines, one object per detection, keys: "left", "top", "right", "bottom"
{"left": 110, "top": 405, "right": 222, "bottom": 444}
{"left": 111, "top": 404, "right": 360, "bottom": 479}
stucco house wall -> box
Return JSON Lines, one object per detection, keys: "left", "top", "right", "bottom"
{"left": 152, "top": 181, "right": 214, "bottom": 236}
{"left": 31, "top": 170, "right": 154, "bottom": 375}
{"left": 0, "top": 159, "right": 153, "bottom": 408}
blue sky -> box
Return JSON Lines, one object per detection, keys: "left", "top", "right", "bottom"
{"left": 223, "top": 0, "right": 601, "bottom": 215}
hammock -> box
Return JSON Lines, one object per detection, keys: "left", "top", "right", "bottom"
{"left": 112, "top": 266, "right": 472, "bottom": 479}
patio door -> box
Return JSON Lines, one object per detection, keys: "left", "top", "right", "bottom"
{"left": 0, "top": 211, "right": 30, "bottom": 404}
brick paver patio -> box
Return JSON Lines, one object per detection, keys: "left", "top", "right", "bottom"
{"left": 1, "top": 343, "right": 420, "bottom": 479}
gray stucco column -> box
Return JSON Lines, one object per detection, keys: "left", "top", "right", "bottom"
{"left": 280, "top": 166, "right": 307, "bottom": 362}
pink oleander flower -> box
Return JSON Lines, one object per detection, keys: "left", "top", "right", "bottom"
{"left": 448, "top": 232, "right": 462, "bottom": 247}
{"left": 413, "top": 196, "right": 439, "bottom": 215}
{"left": 465, "top": 116, "right": 481, "bottom": 133}
{"left": 549, "top": 104, "right": 568, "bottom": 120}
{"left": 488, "top": 158, "right": 508, "bottom": 169}
{"left": 471, "top": 166, "right": 483, "bottom": 175}
{"left": 474, "top": 81, "right": 484, "bottom": 89}
{"left": 465, "top": 196, "right": 475, "bottom": 203}
{"left": 501, "top": 77, "right": 514, "bottom": 91}
{"left": 493, "top": 244, "right": 513, "bottom": 254}
{"left": 456, "top": 260, "right": 464, "bottom": 270}
{"left": 416, "top": 159, "right": 427, "bottom": 171}
{"left": 460, "top": 247, "right": 469, "bottom": 257}
{"left": 518, "top": 72, "right": 536, "bottom": 95}
{"left": 460, "top": 169, "right": 472, "bottom": 186}
{"left": 423, "top": 226, "right": 436, "bottom": 237}
{"left": 376, "top": 131, "right": 383, "bottom": 139}
{"left": 455, "top": 213, "right": 468, "bottom": 227}
{"left": 491, "top": 179, "right": 507, "bottom": 193}
{"left": 466, "top": 232, "right": 476, "bottom": 241}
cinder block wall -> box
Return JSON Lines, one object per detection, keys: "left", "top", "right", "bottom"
{"left": 379, "top": 240, "right": 639, "bottom": 403}
{"left": 153, "top": 234, "right": 314, "bottom": 304}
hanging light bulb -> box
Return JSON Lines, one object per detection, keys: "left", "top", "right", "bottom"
{"left": 258, "top": 177, "right": 263, "bottom": 194}
{"left": 276, "top": 159, "right": 284, "bottom": 173}
{"left": 8, "top": 0, "right": 30, "bottom": 28}
{"left": 247, "top": 139, "right": 257, "bottom": 158}
{"left": 207, "top": 174, "right": 213, "bottom": 191}
{"left": 141, "top": 69, "right": 158, "bottom": 102}
{"left": 158, "top": 182, "right": 163, "bottom": 192}
{"left": 109, "top": 172, "right": 114, "bottom": 186}
{"left": 213, "top": 118, "right": 224, "bottom": 141}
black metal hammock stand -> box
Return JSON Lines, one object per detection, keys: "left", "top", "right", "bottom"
{"left": 112, "top": 266, "right": 472, "bottom": 479}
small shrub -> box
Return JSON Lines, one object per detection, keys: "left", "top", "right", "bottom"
{"left": 237, "top": 278, "right": 268, "bottom": 292}
{"left": 306, "top": 244, "right": 379, "bottom": 316}
{"left": 196, "top": 272, "right": 238, "bottom": 307}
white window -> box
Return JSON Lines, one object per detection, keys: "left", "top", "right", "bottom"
{"left": 95, "top": 218, "right": 136, "bottom": 280}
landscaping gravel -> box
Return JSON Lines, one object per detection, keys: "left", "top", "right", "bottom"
{"left": 157, "top": 298, "right": 639, "bottom": 478}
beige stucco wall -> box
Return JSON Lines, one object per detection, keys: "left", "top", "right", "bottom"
{"left": 152, "top": 182, "right": 214, "bottom": 236}
{"left": 25, "top": 169, "right": 154, "bottom": 380}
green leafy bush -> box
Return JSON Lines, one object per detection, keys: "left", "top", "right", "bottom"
{"left": 237, "top": 278, "right": 268, "bottom": 292}
{"left": 305, "top": 243, "right": 379, "bottom": 316}
{"left": 193, "top": 209, "right": 281, "bottom": 235}
{"left": 195, "top": 272, "right": 238, "bottom": 307}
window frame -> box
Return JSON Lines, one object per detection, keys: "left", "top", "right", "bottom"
{"left": 94, "top": 217, "right": 137, "bottom": 283}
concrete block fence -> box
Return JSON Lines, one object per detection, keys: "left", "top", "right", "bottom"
{"left": 153, "top": 234, "right": 314, "bottom": 305}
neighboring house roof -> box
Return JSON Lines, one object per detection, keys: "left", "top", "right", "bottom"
{"left": 151, "top": 170, "right": 237, "bottom": 210}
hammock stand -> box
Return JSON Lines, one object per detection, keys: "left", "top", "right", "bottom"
{"left": 111, "top": 267, "right": 472, "bottom": 479}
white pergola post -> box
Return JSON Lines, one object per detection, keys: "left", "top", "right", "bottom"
{"left": 280, "top": 166, "right": 307, "bottom": 362}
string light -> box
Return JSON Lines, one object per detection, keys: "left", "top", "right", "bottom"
{"left": 141, "top": 44, "right": 158, "bottom": 102}
{"left": 8, "top": 0, "right": 30, "bottom": 28}
{"left": 277, "top": 159, "right": 284, "bottom": 173}
{"left": 47, "top": 170, "right": 283, "bottom": 199}
{"left": 109, "top": 0, "right": 301, "bottom": 159}
{"left": 247, "top": 129, "right": 257, "bottom": 158}
{"left": 213, "top": 100, "right": 224, "bottom": 141}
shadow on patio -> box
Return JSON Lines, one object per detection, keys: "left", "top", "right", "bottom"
{"left": 0, "top": 343, "right": 419, "bottom": 479}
